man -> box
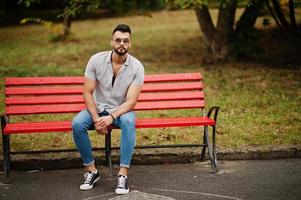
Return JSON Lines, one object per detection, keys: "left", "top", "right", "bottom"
{"left": 72, "top": 24, "right": 144, "bottom": 194}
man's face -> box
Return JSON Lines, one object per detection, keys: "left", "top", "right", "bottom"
{"left": 111, "top": 31, "right": 131, "bottom": 56}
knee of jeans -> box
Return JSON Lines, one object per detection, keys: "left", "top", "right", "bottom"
{"left": 120, "top": 115, "right": 135, "bottom": 127}
{"left": 72, "top": 117, "right": 85, "bottom": 133}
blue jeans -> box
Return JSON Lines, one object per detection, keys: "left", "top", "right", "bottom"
{"left": 72, "top": 109, "right": 136, "bottom": 168}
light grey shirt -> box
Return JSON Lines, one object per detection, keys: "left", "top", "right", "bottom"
{"left": 85, "top": 51, "right": 145, "bottom": 113}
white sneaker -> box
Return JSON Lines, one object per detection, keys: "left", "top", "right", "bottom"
{"left": 80, "top": 170, "right": 100, "bottom": 191}
{"left": 115, "top": 175, "right": 129, "bottom": 195}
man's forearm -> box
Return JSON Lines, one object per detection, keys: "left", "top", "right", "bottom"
{"left": 83, "top": 92, "right": 99, "bottom": 120}
{"left": 111, "top": 84, "right": 142, "bottom": 119}
{"left": 111, "top": 99, "right": 136, "bottom": 119}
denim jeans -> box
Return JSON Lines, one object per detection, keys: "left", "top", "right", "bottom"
{"left": 72, "top": 109, "right": 136, "bottom": 168}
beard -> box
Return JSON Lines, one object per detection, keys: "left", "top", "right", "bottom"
{"left": 114, "top": 47, "right": 128, "bottom": 56}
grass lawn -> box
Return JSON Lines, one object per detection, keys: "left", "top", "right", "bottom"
{"left": 0, "top": 9, "right": 300, "bottom": 155}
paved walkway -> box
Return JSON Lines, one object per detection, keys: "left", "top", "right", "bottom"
{"left": 1, "top": 159, "right": 301, "bottom": 200}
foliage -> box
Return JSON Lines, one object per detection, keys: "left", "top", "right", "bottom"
{"left": 101, "top": 0, "right": 166, "bottom": 15}
{"left": 18, "top": 0, "right": 101, "bottom": 41}
{"left": 18, "top": 0, "right": 40, "bottom": 7}
{"left": 168, "top": 0, "right": 208, "bottom": 8}
{"left": 58, "top": 0, "right": 100, "bottom": 19}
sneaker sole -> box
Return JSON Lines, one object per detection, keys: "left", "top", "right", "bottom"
{"left": 80, "top": 176, "right": 100, "bottom": 191}
{"left": 115, "top": 188, "right": 129, "bottom": 195}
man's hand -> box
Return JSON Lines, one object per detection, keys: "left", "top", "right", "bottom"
{"left": 93, "top": 116, "right": 114, "bottom": 134}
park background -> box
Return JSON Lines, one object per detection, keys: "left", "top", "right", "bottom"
{"left": 0, "top": 0, "right": 300, "bottom": 160}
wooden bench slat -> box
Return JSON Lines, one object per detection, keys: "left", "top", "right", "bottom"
{"left": 6, "top": 104, "right": 86, "bottom": 115}
{"left": 136, "top": 117, "right": 215, "bottom": 128}
{"left": 4, "top": 121, "right": 72, "bottom": 134}
{"left": 144, "top": 73, "right": 201, "bottom": 82}
{"left": 3, "top": 116, "right": 214, "bottom": 134}
{"left": 5, "top": 77, "right": 84, "bottom": 86}
{"left": 6, "top": 100, "right": 205, "bottom": 115}
{"left": 6, "top": 87, "right": 83, "bottom": 95}
{"left": 5, "top": 73, "right": 201, "bottom": 86}
{"left": 142, "top": 82, "right": 202, "bottom": 92}
{"left": 6, "top": 91, "right": 204, "bottom": 105}
{"left": 5, "top": 82, "right": 202, "bottom": 95}
{"left": 134, "top": 100, "right": 205, "bottom": 110}
{"left": 6, "top": 95, "right": 84, "bottom": 105}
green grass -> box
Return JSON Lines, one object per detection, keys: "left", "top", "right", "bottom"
{"left": 0, "top": 10, "right": 300, "bottom": 154}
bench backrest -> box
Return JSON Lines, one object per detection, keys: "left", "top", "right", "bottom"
{"left": 5, "top": 73, "right": 205, "bottom": 116}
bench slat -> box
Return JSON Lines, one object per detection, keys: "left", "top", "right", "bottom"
{"left": 136, "top": 117, "right": 215, "bottom": 128}
{"left": 6, "top": 95, "right": 84, "bottom": 105}
{"left": 3, "top": 116, "right": 215, "bottom": 134}
{"left": 135, "top": 100, "right": 204, "bottom": 110}
{"left": 144, "top": 73, "right": 201, "bottom": 82}
{"left": 6, "top": 87, "right": 83, "bottom": 95}
{"left": 6, "top": 104, "right": 86, "bottom": 115}
{"left": 5, "top": 73, "right": 201, "bottom": 86}
{"left": 5, "top": 82, "right": 202, "bottom": 95}
{"left": 6, "top": 100, "right": 205, "bottom": 115}
{"left": 6, "top": 91, "right": 204, "bottom": 105}
{"left": 6, "top": 77, "right": 84, "bottom": 86}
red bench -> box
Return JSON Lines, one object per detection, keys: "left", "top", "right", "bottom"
{"left": 1, "top": 72, "right": 220, "bottom": 183}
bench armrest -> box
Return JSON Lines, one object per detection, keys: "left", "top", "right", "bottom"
{"left": 206, "top": 106, "right": 221, "bottom": 123}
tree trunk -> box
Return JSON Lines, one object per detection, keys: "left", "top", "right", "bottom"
{"left": 215, "top": 0, "right": 237, "bottom": 62}
{"left": 194, "top": 5, "right": 216, "bottom": 63}
{"left": 63, "top": 14, "right": 72, "bottom": 39}
{"left": 288, "top": 0, "right": 297, "bottom": 28}
{"left": 271, "top": 0, "right": 300, "bottom": 36}
{"left": 271, "top": 0, "right": 291, "bottom": 30}
{"left": 194, "top": 0, "right": 237, "bottom": 64}
{"left": 236, "top": 0, "right": 265, "bottom": 32}
{"left": 265, "top": 0, "right": 282, "bottom": 28}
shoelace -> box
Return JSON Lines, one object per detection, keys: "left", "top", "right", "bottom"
{"left": 83, "top": 172, "right": 94, "bottom": 184}
{"left": 117, "top": 176, "right": 127, "bottom": 188}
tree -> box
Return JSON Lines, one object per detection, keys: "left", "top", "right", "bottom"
{"left": 169, "top": 0, "right": 266, "bottom": 64}
{"left": 265, "top": 0, "right": 300, "bottom": 36}
{"left": 59, "top": 0, "right": 100, "bottom": 38}
{"left": 18, "top": 0, "right": 100, "bottom": 40}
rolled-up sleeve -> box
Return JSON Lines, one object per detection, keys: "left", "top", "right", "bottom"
{"left": 132, "top": 64, "right": 145, "bottom": 86}
{"left": 84, "top": 56, "right": 96, "bottom": 80}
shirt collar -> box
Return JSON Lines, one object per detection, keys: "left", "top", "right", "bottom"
{"left": 106, "top": 50, "right": 130, "bottom": 67}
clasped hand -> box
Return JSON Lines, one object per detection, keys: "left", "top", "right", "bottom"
{"left": 93, "top": 116, "right": 113, "bottom": 134}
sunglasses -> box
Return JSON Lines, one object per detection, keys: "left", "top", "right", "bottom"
{"left": 114, "top": 38, "right": 130, "bottom": 44}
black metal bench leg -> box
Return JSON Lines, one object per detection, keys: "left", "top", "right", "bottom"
{"left": 3, "top": 135, "right": 11, "bottom": 183}
{"left": 1, "top": 115, "right": 10, "bottom": 183}
{"left": 204, "top": 126, "right": 217, "bottom": 173}
{"left": 105, "top": 131, "right": 112, "bottom": 176}
{"left": 212, "top": 126, "right": 217, "bottom": 165}
{"left": 200, "top": 128, "right": 207, "bottom": 161}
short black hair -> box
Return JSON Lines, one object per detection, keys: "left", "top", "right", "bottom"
{"left": 112, "top": 24, "right": 131, "bottom": 35}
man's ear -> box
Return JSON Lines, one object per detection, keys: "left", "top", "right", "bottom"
{"left": 111, "top": 40, "right": 114, "bottom": 47}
